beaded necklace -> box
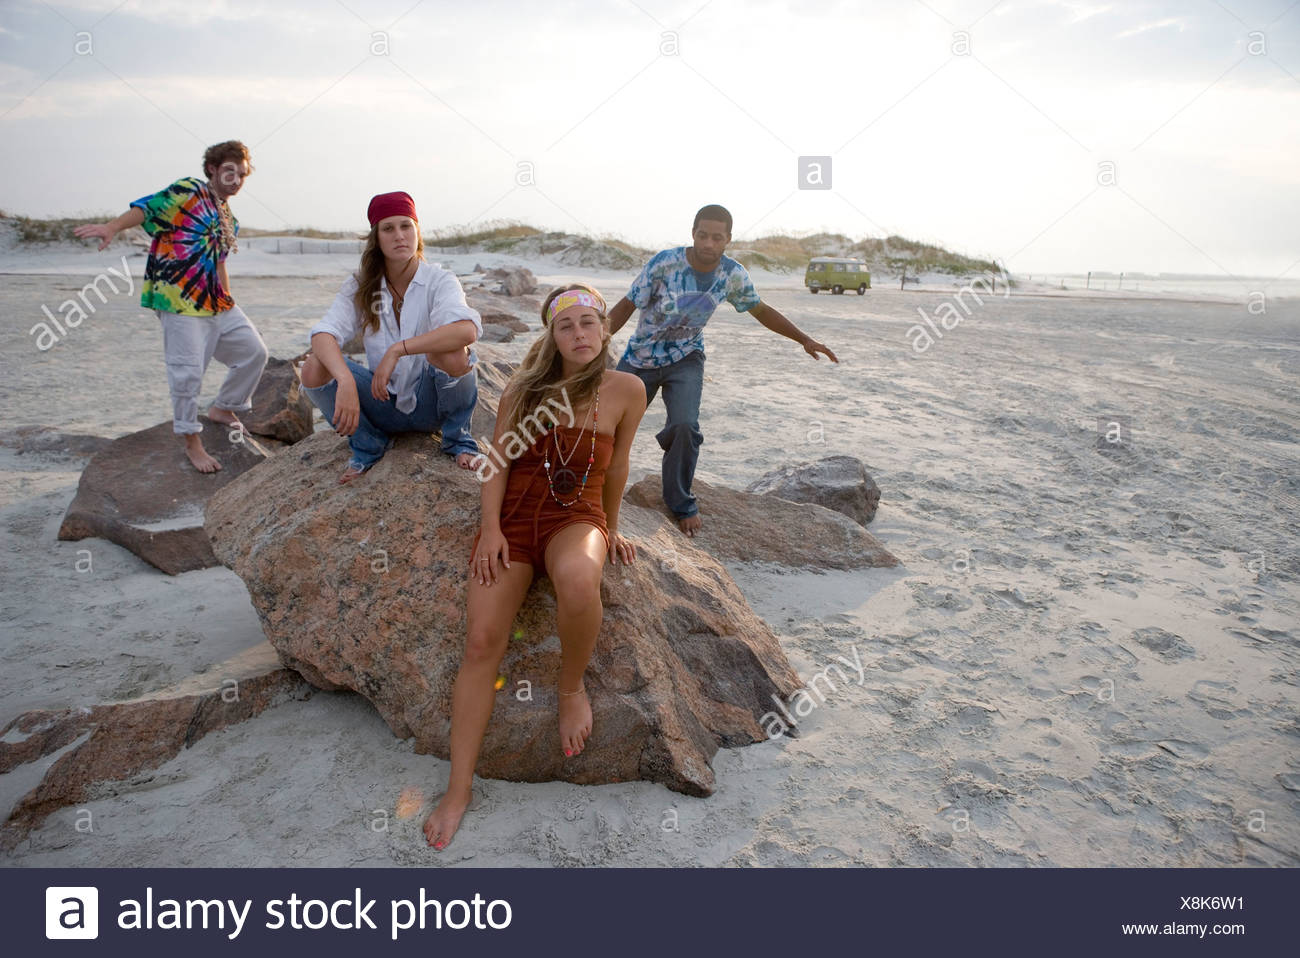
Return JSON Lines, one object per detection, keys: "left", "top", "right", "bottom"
{"left": 543, "top": 388, "right": 599, "bottom": 506}
{"left": 386, "top": 259, "right": 416, "bottom": 319}
{"left": 207, "top": 181, "right": 238, "bottom": 254}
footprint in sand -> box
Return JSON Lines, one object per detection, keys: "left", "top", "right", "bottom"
{"left": 1130, "top": 627, "right": 1196, "bottom": 660}
{"left": 1154, "top": 739, "right": 1209, "bottom": 761}
{"left": 910, "top": 584, "right": 974, "bottom": 611}
{"left": 1254, "top": 627, "right": 1292, "bottom": 641}
{"left": 1188, "top": 680, "right": 1250, "bottom": 721}
{"left": 953, "top": 759, "right": 998, "bottom": 782}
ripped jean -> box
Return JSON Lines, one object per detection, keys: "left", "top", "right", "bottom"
{"left": 301, "top": 355, "right": 479, "bottom": 469}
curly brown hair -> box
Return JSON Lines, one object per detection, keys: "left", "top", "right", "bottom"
{"left": 202, "top": 140, "right": 253, "bottom": 179}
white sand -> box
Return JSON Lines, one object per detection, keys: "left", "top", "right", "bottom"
{"left": 1, "top": 249, "right": 1297, "bottom": 866}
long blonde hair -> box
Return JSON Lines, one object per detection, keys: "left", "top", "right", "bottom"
{"left": 353, "top": 225, "right": 426, "bottom": 334}
{"left": 500, "top": 283, "right": 610, "bottom": 437}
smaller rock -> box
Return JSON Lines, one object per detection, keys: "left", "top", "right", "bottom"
{"left": 479, "top": 324, "right": 516, "bottom": 343}
{"left": 57, "top": 416, "right": 279, "bottom": 575}
{"left": 467, "top": 288, "right": 542, "bottom": 323}
{"left": 746, "top": 455, "right": 881, "bottom": 525}
{"left": 477, "top": 310, "right": 529, "bottom": 332}
{"left": 483, "top": 265, "right": 538, "bottom": 296}
{"left": 0, "top": 644, "right": 309, "bottom": 849}
{"left": 0, "top": 426, "right": 112, "bottom": 458}
{"left": 626, "top": 475, "right": 897, "bottom": 570}
{"left": 241, "top": 356, "right": 314, "bottom": 443}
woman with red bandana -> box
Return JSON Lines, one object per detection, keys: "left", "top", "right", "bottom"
{"left": 302, "top": 191, "right": 484, "bottom": 483}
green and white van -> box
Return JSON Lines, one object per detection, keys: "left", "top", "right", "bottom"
{"left": 805, "top": 257, "right": 870, "bottom": 295}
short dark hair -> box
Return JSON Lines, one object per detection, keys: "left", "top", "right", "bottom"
{"left": 693, "top": 204, "right": 732, "bottom": 236}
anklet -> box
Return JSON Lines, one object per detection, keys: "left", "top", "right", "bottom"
{"left": 559, "top": 685, "right": 586, "bottom": 696}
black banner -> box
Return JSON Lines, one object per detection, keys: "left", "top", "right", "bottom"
{"left": 6, "top": 867, "right": 1289, "bottom": 954}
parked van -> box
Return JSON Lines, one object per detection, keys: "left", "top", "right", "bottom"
{"left": 805, "top": 257, "right": 870, "bottom": 295}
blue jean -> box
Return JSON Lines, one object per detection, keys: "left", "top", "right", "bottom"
{"left": 616, "top": 350, "right": 704, "bottom": 518}
{"left": 301, "top": 356, "right": 479, "bottom": 468}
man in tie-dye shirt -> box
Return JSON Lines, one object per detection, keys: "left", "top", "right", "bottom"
{"left": 608, "top": 204, "right": 838, "bottom": 537}
{"left": 76, "top": 141, "right": 268, "bottom": 474}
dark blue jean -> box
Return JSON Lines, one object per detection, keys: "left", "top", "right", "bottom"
{"left": 616, "top": 350, "right": 704, "bottom": 518}
{"left": 302, "top": 356, "right": 479, "bottom": 468}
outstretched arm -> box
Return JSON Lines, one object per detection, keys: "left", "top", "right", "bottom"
{"left": 749, "top": 301, "right": 838, "bottom": 362}
{"left": 73, "top": 207, "right": 144, "bottom": 252}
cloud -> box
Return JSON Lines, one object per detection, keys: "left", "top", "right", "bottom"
{"left": 1116, "top": 16, "right": 1186, "bottom": 39}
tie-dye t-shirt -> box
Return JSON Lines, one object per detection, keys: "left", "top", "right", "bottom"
{"left": 130, "top": 177, "right": 237, "bottom": 316}
{"left": 619, "top": 247, "right": 761, "bottom": 368}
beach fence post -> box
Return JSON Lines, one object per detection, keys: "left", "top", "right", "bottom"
{"left": 900, "top": 266, "right": 906, "bottom": 290}
{"left": 1086, "top": 271, "right": 1091, "bottom": 289}
{"left": 1118, "top": 272, "right": 1123, "bottom": 290}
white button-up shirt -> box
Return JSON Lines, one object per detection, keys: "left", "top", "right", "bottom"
{"left": 309, "top": 260, "right": 483, "bottom": 414}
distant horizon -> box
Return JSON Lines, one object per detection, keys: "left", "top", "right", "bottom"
{"left": 2, "top": 209, "right": 1289, "bottom": 284}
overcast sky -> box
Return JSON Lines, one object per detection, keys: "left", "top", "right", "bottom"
{"left": 1, "top": 0, "right": 1297, "bottom": 276}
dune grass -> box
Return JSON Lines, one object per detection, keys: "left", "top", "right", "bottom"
{"left": 1, "top": 211, "right": 999, "bottom": 275}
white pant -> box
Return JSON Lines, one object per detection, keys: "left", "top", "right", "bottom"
{"left": 156, "top": 305, "right": 269, "bottom": 435}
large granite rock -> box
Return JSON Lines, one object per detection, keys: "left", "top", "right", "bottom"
{"left": 0, "top": 643, "right": 307, "bottom": 849}
{"left": 204, "top": 434, "right": 804, "bottom": 796}
{"left": 242, "top": 356, "right": 314, "bottom": 443}
{"left": 627, "top": 475, "right": 898, "bottom": 570}
{"left": 57, "top": 416, "right": 279, "bottom": 575}
{"left": 746, "top": 455, "right": 882, "bottom": 526}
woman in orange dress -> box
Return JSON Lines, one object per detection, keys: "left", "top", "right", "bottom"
{"left": 423, "top": 284, "right": 647, "bottom": 850}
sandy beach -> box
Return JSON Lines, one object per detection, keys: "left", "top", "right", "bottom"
{"left": 1, "top": 246, "right": 1297, "bottom": 867}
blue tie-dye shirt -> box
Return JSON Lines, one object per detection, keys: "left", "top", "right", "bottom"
{"left": 619, "top": 247, "right": 762, "bottom": 368}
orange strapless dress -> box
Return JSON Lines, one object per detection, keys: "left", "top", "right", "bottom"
{"left": 471, "top": 425, "right": 615, "bottom": 571}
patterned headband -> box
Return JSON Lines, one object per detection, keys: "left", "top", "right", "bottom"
{"left": 546, "top": 290, "right": 604, "bottom": 324}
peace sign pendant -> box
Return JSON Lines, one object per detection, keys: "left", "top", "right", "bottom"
{"left": 551, "top": 467, "right": 578, "bottom": 496}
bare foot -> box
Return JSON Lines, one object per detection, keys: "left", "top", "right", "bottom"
{"left": 678, "top": 513, "right": 702, "bottom": 537}
{"left": 558, "top": 686, "right": 592, "bottom": 757}
{"left": 183, "top": 435, "right": 222, "bottom": 473}
{"left": 456, "top": 452, "right": 484, "bottom": 470}
{"left": 207, "top": 406, "right": 246, "bottom": 433}
{"left": 423, "top": 785, "right": 472, "bottom": 850}
{"left": 338, "top": 463, "right": 369, "bottom": 484}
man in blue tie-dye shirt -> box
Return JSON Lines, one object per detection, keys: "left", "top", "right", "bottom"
{"left": 609, "top": 204, "right": 837, "bottom": 537}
